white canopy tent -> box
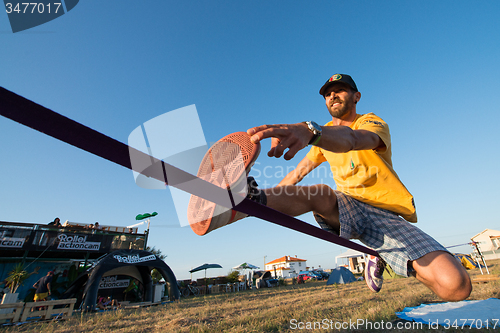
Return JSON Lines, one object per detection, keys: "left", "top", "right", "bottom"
{"left": 335, "top": 249, "right": 366, "bottom": 274}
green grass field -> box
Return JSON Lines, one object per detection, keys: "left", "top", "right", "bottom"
{"left": 5, "top": 260, "right": 500, "bottom": 332}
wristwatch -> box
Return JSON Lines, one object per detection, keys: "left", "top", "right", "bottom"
{"left": 304, "top": 121, "right": 322, "bottom": 146}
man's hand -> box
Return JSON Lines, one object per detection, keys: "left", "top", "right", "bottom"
{"left": 247, "top": 123, "right": 313, "bottom": 160}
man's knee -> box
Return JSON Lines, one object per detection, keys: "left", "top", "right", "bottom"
{"left": 455, "top": 274, "right": 472, "bottom": 301}
{"left": 434, "top": 258, "right": 472, "bottom": 301}
{"left": 311, "top": 184, "right": 335, "bottom": 203}
{"left": 414, "top": 251, "right": 472, "bottom": 301}
{"left": 439, "top": 268, "right": 472, "bottom": 301}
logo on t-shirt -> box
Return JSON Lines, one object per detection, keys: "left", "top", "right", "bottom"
{"left": 361, "top": 120, "right": 384, "bottom": 127}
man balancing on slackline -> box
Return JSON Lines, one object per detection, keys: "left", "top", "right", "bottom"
{"left": 188, "top": 74, "right": 471, "bottom": 301}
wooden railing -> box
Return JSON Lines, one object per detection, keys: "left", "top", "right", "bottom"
{"left": 0, "top": 298, "right": 76, "bottom": 324}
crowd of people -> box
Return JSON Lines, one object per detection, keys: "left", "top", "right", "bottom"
{"left": 48, "top": 217, "right": 103, "bottom": 230}
{"left": 47, "top": 217, "right": 136, "bottom": 234}
{"left": 97, "top": 295, "right": 121, "bottom": 310}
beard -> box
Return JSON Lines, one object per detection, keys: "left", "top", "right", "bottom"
{"left": 327, "top": 95, "right": 356, "bottom": 119}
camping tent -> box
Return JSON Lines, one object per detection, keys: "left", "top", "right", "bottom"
{"left": 326, "top": 267, "right": 356, "bottom": 285}
{"left": 454, "top": 253, "right": 483, "bottom": 270}
{"left": 382, "top": 263, "right": 404, "bottom": 279}
{"left": 62, "top": 249, "right": 179, "bottom": 311}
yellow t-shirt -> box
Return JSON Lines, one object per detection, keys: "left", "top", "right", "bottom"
{"left": 306, "top": 113, "right": 417, "bottom": 222}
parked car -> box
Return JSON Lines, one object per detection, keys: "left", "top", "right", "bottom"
{"left": 298, "top": 273, "right": 314, "bottom": 281}
{"left": 312, "top": 270, "right": 330, "bottom": 280}
{"left": 256, "top": 271, "right": 280, "bottom": 288}
{"left": 299, "top": 270, "right": 325, "bottom": 280}
{"left": 298, "top": 271, "right": 316, "bottom": 281}
{"left": 309, "top": 271, "right": 325, "bottom": 280}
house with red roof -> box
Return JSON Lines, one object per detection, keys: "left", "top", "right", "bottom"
{"left": 264, "top": 255, "right": 307, "bottom": 278}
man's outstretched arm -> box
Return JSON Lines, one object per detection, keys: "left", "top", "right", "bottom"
{"left": 247, "top": 123, "right": 384, "bottom": 160}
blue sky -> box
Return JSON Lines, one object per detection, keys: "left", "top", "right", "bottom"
{"left": 1, "top": 1, "right": 500, "bottom": 280}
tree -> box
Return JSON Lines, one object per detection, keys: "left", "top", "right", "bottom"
{"left": 145, "top": 246, "right": 166, "bottom": 260}
{"left": 145, "top": 246, "right": 167, "bottom": 283}
{"left": 226, "top": 270, "right": 240, "bottom": 283}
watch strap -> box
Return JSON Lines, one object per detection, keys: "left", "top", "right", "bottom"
{"left": 309, "top": 134, "right": 321, "bottom": 146}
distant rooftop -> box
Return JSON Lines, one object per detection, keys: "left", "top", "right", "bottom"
{"left": 266, "top": 256, "right": 306, "bottom": 265}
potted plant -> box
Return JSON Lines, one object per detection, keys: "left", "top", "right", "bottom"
{"left": 2, "top": 263, "right": 30, "bottom": 304}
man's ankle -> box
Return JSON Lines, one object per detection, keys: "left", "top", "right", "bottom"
{"left": 247, "top": 177, "right": 267, "bottom": 205}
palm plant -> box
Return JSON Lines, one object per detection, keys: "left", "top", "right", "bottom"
{"left": 5, "top": 263, "right": 30, "bottom": 293}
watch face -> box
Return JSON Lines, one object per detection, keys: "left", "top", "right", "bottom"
{"left": 309, "top": 121, "right": 321, "bottom": 134}
{"left": 306, "top": 121, "right": 321, "bottom": 145}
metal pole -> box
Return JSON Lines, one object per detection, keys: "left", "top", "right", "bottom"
{"left": 143, "top": 218, "right": 151, "bottom": 250}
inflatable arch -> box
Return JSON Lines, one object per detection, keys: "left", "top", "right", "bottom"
{"left": 63, "top": 249, "right": 180, "bottom": 311}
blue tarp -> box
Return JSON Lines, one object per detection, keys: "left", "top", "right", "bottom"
{"left": 396, "top": 298, "right": 500, "bottom": 328}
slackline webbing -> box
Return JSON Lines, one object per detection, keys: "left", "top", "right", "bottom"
{"left": 0, "top": 86, "right": 379, "bottom": 257}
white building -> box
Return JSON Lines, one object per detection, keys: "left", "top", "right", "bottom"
{"left": 335, "top": 249, "right": 366, "bottom": 274}
{"left": 471, "top": 229, "right": 500, "bottom": 260}
{"left": 265, "top": 256, "right": 307, "bottom": 278}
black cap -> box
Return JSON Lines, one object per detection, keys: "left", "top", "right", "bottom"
{"left": 319, "top": 74, "right": 358, "bottom": 96}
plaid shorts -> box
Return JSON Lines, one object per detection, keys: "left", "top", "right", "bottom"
{"left": 318, "top": 191, "right": 448, "bottom": 277}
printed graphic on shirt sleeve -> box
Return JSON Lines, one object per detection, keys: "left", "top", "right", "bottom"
{"left": 360, "top": 120, "right": 385, "bottom": 127}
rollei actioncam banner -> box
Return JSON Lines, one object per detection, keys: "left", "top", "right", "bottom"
{"left": 56, "top": 233, "right": 101, "bottom": 251}
{"left": 98, "top": 276, "right": 130, "bottom": 289}
{"left": 0, "top": 229, "right": 114, "bottom": 253}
